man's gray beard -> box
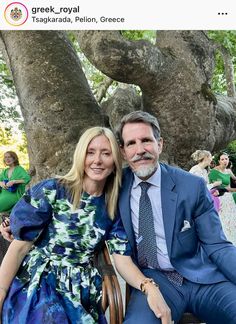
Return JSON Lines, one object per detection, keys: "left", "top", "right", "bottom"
{"left": 134, "top": 165, "right": 157, "bottom": 179}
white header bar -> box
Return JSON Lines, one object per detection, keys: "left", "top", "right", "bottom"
{"left": 0, "top": 0, "right": 235, "bottom": 30}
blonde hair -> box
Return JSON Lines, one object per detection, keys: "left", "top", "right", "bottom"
{"left": 191, "top": 150, "right": 211, "bottom": 163}
{"left": 58, "top": 127, "right": 122, "bottom": 219}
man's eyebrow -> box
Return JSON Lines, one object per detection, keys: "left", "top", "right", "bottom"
{"left": 125, "top": 139, "right": 136, "bottom": 145}
{"left": 141, "top": 137, "right": 153, "bottom": 141}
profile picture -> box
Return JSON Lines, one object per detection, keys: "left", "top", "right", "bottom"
{"left": 4, "top": 2, "right": 28, "bottom": 26}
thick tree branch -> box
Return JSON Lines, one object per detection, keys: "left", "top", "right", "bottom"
{"left": 101, "top": 85, "right": 141, "bottom": 129}
{"left": 214, "top": 95, "right": 236, "bottom": 148}
{"left": 94, "top": 76, "right": 113, "bottom": 103}
{"left": 77, "top": 31, "right": 165, "bottom": 87}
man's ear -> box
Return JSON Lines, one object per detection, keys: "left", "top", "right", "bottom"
{"left": 158, "top": 138, "right": 163, "bottom": 154}
{"left": 120, "top": 146, "right": 127, "bottom": 161}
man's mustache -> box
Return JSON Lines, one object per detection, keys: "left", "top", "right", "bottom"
{"left": 130, "top": 153, "right": 154, "bottom": 162}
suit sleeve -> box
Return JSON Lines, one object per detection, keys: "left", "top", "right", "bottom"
{"left": 194, "top": 178, "right": 236, "bottom": 283}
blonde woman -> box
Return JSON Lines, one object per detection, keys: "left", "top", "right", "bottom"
{"left": 189, "top": 150, "right": 220, "bottom": 186}
{"left": 189, "top": 150, "right": 221, "bottom": 210}
{"left": 0, "top": 127, "right": 164, "bottom": 324}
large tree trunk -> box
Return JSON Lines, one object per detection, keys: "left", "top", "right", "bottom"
{"left": 1, "top": 31, "right": 103, "bottom": 181}
{"left": 1, "top": 30, "right": 236, "bottom": 173}
{"left": 78, "top": 30, "right": 236, "bottom": 169}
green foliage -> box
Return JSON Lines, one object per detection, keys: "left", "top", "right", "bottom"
{"left": 121, "top": 30, "right": 156, "bottom": 43}
{"left": 0, "top": 56, "right": 14, "bottom": 87}
{"left": 208, "top": 31, "right": 236, "bottom": 56}
{"left": 1, "top": 30, "right": 236, "bottom": 174}
{"left": 224, "top": 141, "right": 236, "bottom": 174}
{"left": 68, "top": 32, "right": 115, "bottom": 101}
{"left": 208, "top": 31, "right": 236, "bottom": 94}
{"left": 0, "top": 54, "right": 22, "bottom": 126}
{"left": 0, "top": 53, "right": 27, "bottom": 168}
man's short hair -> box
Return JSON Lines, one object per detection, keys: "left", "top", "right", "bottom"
{"left": 115, "top": 110, "right": 161, "bottom": 146}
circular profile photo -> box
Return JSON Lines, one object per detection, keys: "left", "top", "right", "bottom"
{"left": 4, "top": 2, "right": 28, "bottom": 26}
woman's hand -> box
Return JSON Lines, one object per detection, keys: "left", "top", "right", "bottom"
{"left": 0, "top": 182, "right": 7, "bottom": 190}
{"left": 212, "top": 180, "right": 222, "bottom": 187}
{"left": 227, "top": 187, "right": 236, "bottom": 192}
{"left": 145, "top": 283, "right": 172, "bottom": 324}
{"left": 5, "top": 181, "right": 15, "bottom": 188}
{"left": 0, "top": 223, "right": 13, "bottom": 242}
{"left": 211, "top": 189, "right": 219, "bottom": 197}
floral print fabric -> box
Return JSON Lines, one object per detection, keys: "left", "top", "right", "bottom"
{"left": 2, "top": 179, "right": 131, "bottom": 324}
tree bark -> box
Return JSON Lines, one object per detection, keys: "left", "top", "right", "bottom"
{"left": 1, "top": 31, "right": 103, "bottom": 181}
{"left": 102, "top": 84, "right": 142, "bottom": 129}
{"left": 220, "top": 47, "right": 236, "bottom": 97}
{"left": 94, "top": 76, "right": 113, "bottom": 103}
{"left": 78, "top": 30, "right": 236, "bottom": 168}
{"left": 1, "top": 30, "right": 236, "bottom": 173}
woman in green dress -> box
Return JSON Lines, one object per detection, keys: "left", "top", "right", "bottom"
{"left": 209, "top": 153, "right": 236, "bottom": 203}
{"left": 0, "top": 151, "right": 31, "bottom": 213}
{"left": 209, "top": 152, "right": 236, "bottom": 245}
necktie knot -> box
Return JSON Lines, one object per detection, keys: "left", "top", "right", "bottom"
{"left": 139, "top": 182, "right": 151, "bottom": 193}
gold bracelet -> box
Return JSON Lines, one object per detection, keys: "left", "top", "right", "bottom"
{"left": 140, "top": 278, "right": 159, "bottom": 294}
{"left": 0, "top": 286, "right": 7, "bottom": 294}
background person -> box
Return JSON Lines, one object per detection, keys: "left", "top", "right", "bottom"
{"left": 0, "top": 151, "right": 31, "bottom": 265}
{"left": 0, "top": 127, "right": 166, "bottom": 324}
{"left": 190, "top": 150, "right": 236, "bottom": 244}
{"left": 190, "top": 150, "right": 216, "bottom": 184}
{"left": 209, "top": 152, "right": 236, "bottom": 203}
{"left": 227, "top": 160, "right": 236, "bottom": 188}
{"left": 0, "top": 151, "right": 31, "bottom": 213}
{"left": 208, "top": 152, "right": 236, "bottom": 245}
{"left": 189, "top": 149, "right": 221, "bottom": 211}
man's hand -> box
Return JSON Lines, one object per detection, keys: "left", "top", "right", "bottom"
{"left": 0, "top": 221, "right": 13, "bottom": 242}
{"left": 145, "top": 283, "right": 172, "bottom": 324}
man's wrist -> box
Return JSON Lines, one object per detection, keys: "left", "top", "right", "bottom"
{"left": 140, "top": 278, "right": 159, "bottom": 294}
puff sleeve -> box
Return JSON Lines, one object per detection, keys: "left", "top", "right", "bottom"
{"left": 106, "top": 215, "right": 132, "bottom": 256}
{"left": 10, "top": 179, "right": 57, "bottom": 241}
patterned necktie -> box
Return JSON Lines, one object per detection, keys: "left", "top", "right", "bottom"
{"left": 137, "top": 182, "right": 158, "bottom": 268}
{"left": 137, "top": 181, "right": 183, "bottom": 286}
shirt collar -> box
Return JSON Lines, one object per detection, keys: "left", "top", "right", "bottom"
{"left": 132, "top": 164, "right": 161, "bottom": 189}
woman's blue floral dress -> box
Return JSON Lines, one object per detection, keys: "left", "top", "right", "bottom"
{"left": 2, "top": 179, "right": 131, "bottom": 324}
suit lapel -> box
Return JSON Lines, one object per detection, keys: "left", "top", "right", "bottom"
{"left": 120, "top": 165, "right": 178, "bottom": 257}
{"left": 160, "top": 164, "right": 178, "bottom": 255}
{"left": 119, "top": 168, "right": 137, "bottom": 256}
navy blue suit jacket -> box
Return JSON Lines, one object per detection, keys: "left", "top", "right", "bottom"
{"left": 118, "top": 163, "right": 236, "bottom": 284}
